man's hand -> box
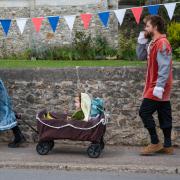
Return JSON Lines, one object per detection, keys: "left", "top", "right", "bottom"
{"left": 153, "top": 86, "right": 164, "bottom": 99}
{"left": 138, "top": 31, "right": 149, "bottom": 44}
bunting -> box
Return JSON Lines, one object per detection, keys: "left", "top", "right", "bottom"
{"left": 114, "top": 9, "right": 126, "bottom": 26}
{"left": 131, "top": 7, "right": 143, "bottom": 24}
{"left": 80, "top": 14, "right": 92, "bottom": 29}
{"left": 0, "top": 19, "right": 11, "bottom": 36}
{"left": 16, "top": 18, "right": 28, "bottom": 34}
{"left": 48, "top": 16, "right": 60, "bottom": 32}
{"left": 32, "top": 17, "right": 44, "bottom": 32}
{"left": 148, "top": 5, "right": 160, "bottom": 15}
{"left": 98, "top": 11, "right": 110, "bottom": 27}
{"left": 0, "top": 2, "right": 179, "bottom": 36}
{"left": 164, "top": 3, "right": 176, "bottom": 20}
{"left": 64, "top": 15, "right": 76, "bottom": 31}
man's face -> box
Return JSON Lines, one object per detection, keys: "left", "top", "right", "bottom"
{"left": 144, "top": 21, "right": 156, "bottom": 38}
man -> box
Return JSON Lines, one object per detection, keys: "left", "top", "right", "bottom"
{"left": 136, "top": 15, "right": 174, "bottom": 155}
{"left": 0, "top": 80, "right": 26, "bottom": 148}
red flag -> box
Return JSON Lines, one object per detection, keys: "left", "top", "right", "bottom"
{"left": 131, "top": 7, "right": 143, "bottom": 24}
{"left": 32, "top": 17, "right": 44, "bottom": 32}
{"left": 80, "top": 14, "right": 92, "bottom": 29}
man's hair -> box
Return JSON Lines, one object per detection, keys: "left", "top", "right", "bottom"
{"left": 143, "top": 15, "right": 166, "bottom": 34}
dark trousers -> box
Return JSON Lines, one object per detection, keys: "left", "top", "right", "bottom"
{"left": 11, "top": 126, "right": 22, "bottom": 141}
{"left": 139, "top": 98, "right": 172, "bottom": 129}
{"left": 139, "top": 98, "right": 172, "bottom": 147}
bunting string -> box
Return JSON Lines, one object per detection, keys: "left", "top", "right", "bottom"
{"left": 0, "top": 2, "right": 179, "bottom": 36}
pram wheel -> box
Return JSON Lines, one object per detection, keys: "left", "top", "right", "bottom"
{"left": 87, "top": 144, "right": 101, "bottom": 158}
{"left": 36, "top": 141, "right": 51, "bottom": 155}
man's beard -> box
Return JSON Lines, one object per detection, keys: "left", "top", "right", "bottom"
{"left": 144, "top": 31, "right": 154, "bottom": 39}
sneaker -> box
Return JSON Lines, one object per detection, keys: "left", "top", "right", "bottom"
{"left": 157, "top": 147, "right": 174, "bottom": 155}
{"left": 140, "top": 143, "right": 163, "bottom": 155}
{"left": 8, "top": 135, "right": 26, "bottom": 148}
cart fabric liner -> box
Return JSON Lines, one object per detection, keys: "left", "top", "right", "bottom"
{"left": 36, "top": 109, "right": 106, "bottom": 143}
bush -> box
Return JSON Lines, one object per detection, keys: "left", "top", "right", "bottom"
{"left": 174, "top": 47, "right": 180, "bottom": 61}
{"left": 72, "top": 32, "right": 117, "bottom": 60}
{"left": 167, "top": 22, "right": 180, "bottom": 59}
{"left": 72, "top": 31, "right": 95, "bottom": 60}
{"left": 118, "top": 30, "right": 137, "bottom": 60}
{"left": 16, "top": 31, "right": 118, "bottom": 60}
{"left": 94, "top": 36, "right": 117, "bottom": 59}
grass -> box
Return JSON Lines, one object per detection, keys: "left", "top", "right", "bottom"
{"left": 0, "top": 60, "right": 146, "bottom": 69}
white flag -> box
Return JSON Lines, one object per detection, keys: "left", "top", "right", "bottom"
{"left": 16, "top": 18, "right": 28, "bottom": 34}
{"left": 164, "top": 3, "right": 176, "bottom": 20}
{"left": 64, "top": 15, "right": 76, "bottom": 31}
{"left": 114, "top": 9, "right": 126, "bottom": 26}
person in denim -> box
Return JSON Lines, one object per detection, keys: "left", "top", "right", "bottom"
{"left": 0, "top": 80, "right": 25, "bottom": 148}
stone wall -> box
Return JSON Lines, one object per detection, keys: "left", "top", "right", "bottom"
{"left": 0, "top": 66, "right": 180, "bottom": 146}
{"left": 0, "top": 0, "right": 118, "bottom": 57}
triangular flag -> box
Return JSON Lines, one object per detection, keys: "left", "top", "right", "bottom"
{"left": 114, "top": 9, "right": 126, "bottom": 26}
{"left": 164, "top": 3, "right": 176, "bottom": 20}
{"left": 16, "top": 18, "right": 28, "bottom": 34}
{"left": 48, "top": 16, "right": 60, "bottom": 32}
{"left": 0, "top": 19, "right": 11, "bottom": 36}
{"left": 32, "top": 17, "right": 44, "bottom": 32}
{"left": 80, "top": 14, "right": 92, "bottom": 29}
{"left": 148, "top": 5, "right": 160, "bottom": 15}
{"left": 98, "top": 11, "right": 110, "bottom": 27}
{"left": 131, "top": 7, "right": 143, "bottom": 24}
{"left": 64, "top": 15, "right": 76, "bottom": 31}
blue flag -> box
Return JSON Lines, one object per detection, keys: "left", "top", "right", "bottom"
{"left": 98, "top": 11, "right": 110, "bottom": 27}
{"left": 0, "top": 19, "right": 11, "bottom": 36}
{"left": 48, "top": 16, "right": 60, "bottom": 32}
{"left": 148, "top": 5, "right": 160, "bottom": 15}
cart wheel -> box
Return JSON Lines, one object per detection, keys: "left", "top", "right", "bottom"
{"left": 87, "top": 144, "right": 101, "bottom": 158}
{"left": 48, "top": 140, "right": 54, "bottom": 151}
{"left": 36, "top": 141, "right": 51, "bottom": 155}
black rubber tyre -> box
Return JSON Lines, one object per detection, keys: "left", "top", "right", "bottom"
{"left": 87, "top": 144, "right": 101, "bottom": 158}
{"left": 36, "top": 141, "right": 51, "bottom": 155}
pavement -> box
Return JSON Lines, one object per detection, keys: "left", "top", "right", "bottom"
{"left": 1, "top": 169, "right": 180, "bottom": 180}
{"left": 0, "top": 142, "right": 179, "bottom": 175}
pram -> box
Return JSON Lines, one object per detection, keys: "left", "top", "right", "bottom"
{"left": 36, "top": 109, "right": 107, "bottom": 158}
